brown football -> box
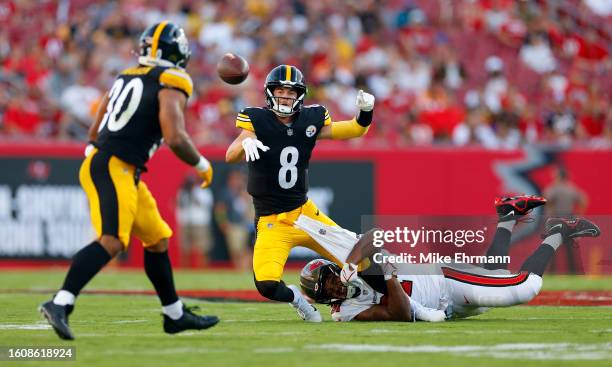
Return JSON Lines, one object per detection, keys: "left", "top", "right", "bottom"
{"left": 217, "top": 53, "right": 249, "bottom": 84}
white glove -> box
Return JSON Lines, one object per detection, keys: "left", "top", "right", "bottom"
{"left": 84, "top": 143, "right": 95, "bottom": 157}
{"left": 356, "top": 89, "right": 375, "bottom": 112}
{"left": 380, "top": 249, "right": 399, "bottom": 280}
{"left": 241, "top": 137, "right": 270, "bottom": 162}
{"left": 340, "top": 263, "right": 362, "bottom": 287}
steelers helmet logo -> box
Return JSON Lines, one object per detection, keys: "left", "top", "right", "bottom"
{"left": 306, "top": 125, "right": 317, "bottom": 138}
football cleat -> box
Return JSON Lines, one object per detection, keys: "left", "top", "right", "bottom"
{"left": 163, "top": 305, "right": 219, "bottom": 334}
{"left": 495, "top": 195, "right": 547, "bottom": 222}
{"left": 39, "top": 300, "right": 75, "bottom": 340}
{"left": 288, "top": 285, "right": 322, "bottom": 322}
{"left": 542, "top": 217, "right": 601, "bottom": 239}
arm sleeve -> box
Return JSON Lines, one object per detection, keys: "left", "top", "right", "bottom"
{"left": 330, "top": 118, "right": 370, "bottom": 140}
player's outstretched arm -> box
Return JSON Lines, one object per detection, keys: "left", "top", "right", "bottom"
{"left": 318, "top": 90, "right": 375, "bottom": 140}
{"left": 226, "top": 129, "right": 270, "bottom": 163}
{"left": 354, "top": 276, "right": 412, "bottom": 322}
{"left": 226, "top": 129, "right": 255, "bottom": 163}
{"left": 159, "top": 88, "right": 213, "bottom": 188}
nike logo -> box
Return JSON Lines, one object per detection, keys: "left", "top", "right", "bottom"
{"left": 500, "top": 210, "right": 515, "bottom": 218}
{"left": 463, "top": 295, "right": 470, "bottom": 304}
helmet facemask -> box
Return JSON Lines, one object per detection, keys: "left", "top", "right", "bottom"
{"left": 265, "top": 83, "right": 306, "bottom": 117}
{"left": 300, "top": 260, "right": 360, "bottom": 304}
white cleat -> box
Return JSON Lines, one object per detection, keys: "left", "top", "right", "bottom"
{"left": 288, "top": 285, "right": 322, "bottom": 323}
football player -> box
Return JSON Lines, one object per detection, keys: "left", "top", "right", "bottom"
{"left": 225, "top": 65, "right": 375, "bottom": 321}
{"left": 39, "top": 21, "right": 218, "bottom": 340}
{"left": 298, "top": 195, "right": 601, "bottom": 322}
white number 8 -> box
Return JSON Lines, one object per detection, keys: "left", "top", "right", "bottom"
{"left": 279, "top": 146, "right": 299, "bottom": 189}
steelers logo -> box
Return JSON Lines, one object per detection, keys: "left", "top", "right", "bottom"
{"left": 305, "top": 125, "right": 317, "bottom": 138}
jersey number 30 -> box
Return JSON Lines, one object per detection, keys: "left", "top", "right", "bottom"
{"left": 99, "top": 78, "right": 144, "bottom": 132}
{"left": 279, "top": 146, "right": 298, "bottom": 189}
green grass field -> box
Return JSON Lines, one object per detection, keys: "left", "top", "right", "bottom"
{"left": 1, "top": 269, "right": 611, "bottom": 367}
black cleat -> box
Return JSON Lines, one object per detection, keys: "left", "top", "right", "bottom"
{"left": 39, "top": 300, "right": 75, "bottom": 340}
{"left": 495, "top": 195, "right": 547, "bottom": 222}
{"left": 542, "top": 217, "right": 601, "bottom": 239}
{"left": 163, "top": 306, "right": 219, "bottom": 334}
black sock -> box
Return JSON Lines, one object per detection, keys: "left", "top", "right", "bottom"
{"left": 483, "top": 228, "right": 512, "bottom": 270}
{"left": 255, "top": 280, "right": 294, "bottom": 302}
{"left": 61, "top": 241, "right": 112, "bottom": 296}
{"left": 144, "top": 250, "right": 179, "bottom": 306}
{"left": 520, "top": 244, "right": 555, "bottom": 277}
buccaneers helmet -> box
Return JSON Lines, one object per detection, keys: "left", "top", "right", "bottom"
{"left": 138, "top": 21, "right": 191, "bottom": 70}
{"left": 264, "top": 65, "right": 307, "bottom": 117}
{"left": 299, "top": 259, "right": 343, "bottom": 304}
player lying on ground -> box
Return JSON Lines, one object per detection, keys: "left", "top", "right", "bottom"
{"left": 39, "top": 21, "right": 218, "bottom": 340}
{"left": 225, "top": 64, "right": 375, "bottom": 322}
{"left": 297, "top": 195, "right": 601, "bottom": 322}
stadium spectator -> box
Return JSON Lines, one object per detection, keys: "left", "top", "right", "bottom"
{"left": 176, "top": 174, "right": 214, "bottom": 268}
{"left": 214, "top": 169, "right": 253, "bottom": 271}
{"left": 0, "top": 0, "right": 609, "bottom": 148}
{"left": 519, "top": 32, "right": 557, "bottom": 74}
{"left": 544, "top": 166, "right": 589, "bottom": 274}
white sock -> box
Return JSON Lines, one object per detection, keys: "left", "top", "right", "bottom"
{"left": 289, "top": 285, "right": 303, "bottom": 306}
{"left": 162, "top": 300, "right": 184, "bottom": 320}
{"left": 53, "top": 290, "right": 75, "bottom": 306}
{"left": 543, "top": 233, "right": 563, "bottom": 250}
{"left": 497, "top": 220, "right": 516, "bottom": 232}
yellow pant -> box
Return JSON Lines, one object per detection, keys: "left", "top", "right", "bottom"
{"left": 253, "top": 199, "right": 341, "bottom": 281}
{"left": 79, "top": 148, "right": 172, "bottom": 248}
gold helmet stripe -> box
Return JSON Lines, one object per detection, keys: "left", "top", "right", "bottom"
{"left": 285, "top": 65, "right": 291, "bottom": 82}
{"left": 150, "top": 21, "right": 169, "bottom": 59}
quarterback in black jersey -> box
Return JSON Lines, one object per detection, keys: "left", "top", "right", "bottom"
{"left": 226, "top": 64, "right": 375, "bottom": 322}
{"left": 40, "top": 21, "right": 218, "bottom": 340}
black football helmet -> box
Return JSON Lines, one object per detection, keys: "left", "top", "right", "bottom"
{"left": 300, "top": 259, "right": 342, "bottom": 304}
{"left": 264, "top": 65, "right": 307, "bottom": 117}
{"left": 138, "top": 21, "right": 191, "bottom": 70}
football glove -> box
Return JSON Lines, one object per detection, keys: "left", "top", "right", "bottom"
{"left": 84, "top": 143, "right": 95, "bottom": 157}
{"left": 242, "top": 137, "right": 270, "bottom": 162}
{"left": 194, "top": 156, "right": 213, "bottom": 188}
{"left": 380, "top": 249, "right": 399, "bottom": 280}
{"left": 340, "top": 263, "right": 363, "bottom": 289}
{"left": 356, "top": 90, "right": 375, "bottom": 112}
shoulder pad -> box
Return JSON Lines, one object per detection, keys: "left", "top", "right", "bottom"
{"left": 303, "top": 104, "right": 331, "bottom": 126}
{"left": 159, "top": 68, "right": 193, "bottom": 98}
{"left": 235, "top": 108, "right": 255, "bottom": 131}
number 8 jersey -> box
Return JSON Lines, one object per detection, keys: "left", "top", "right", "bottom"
{"left": 95, "top": 65, "right": 193, "bottom": 169}
{"left": 236, "top": 105, "right": 331, "bottom": 216}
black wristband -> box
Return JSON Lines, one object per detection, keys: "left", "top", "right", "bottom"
{"left": 356, "top": 109, "right": 373, "bottom": 127}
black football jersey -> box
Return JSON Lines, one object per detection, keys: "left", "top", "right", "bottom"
{"left": 236, "top": 105, "right": 332, "bottom": 216}
{"left": 95, "top": 65, "right": 193, "bottom": 168}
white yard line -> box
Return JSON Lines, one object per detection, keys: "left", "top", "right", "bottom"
{"left": 305, "top": 342, "right": 612, "bottom": 361}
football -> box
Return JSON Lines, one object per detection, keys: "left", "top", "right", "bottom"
{"left": 217, "top": 53, "right": 249, "bottom": 84}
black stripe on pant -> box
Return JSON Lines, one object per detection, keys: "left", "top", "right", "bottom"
{"left": 90, "top": 151, "right": 119, "bottom": 238}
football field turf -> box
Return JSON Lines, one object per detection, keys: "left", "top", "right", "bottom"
{"left": 1, "top": 269, "right": 611, "bottom": 366}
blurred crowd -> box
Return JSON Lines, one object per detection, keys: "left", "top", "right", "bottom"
{"left": 1, "top": 0, "right": 611, "bottom": 149}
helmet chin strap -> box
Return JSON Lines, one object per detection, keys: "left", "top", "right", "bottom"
{"left": 270, "top": 96, "right": 297, "bottom": 117}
